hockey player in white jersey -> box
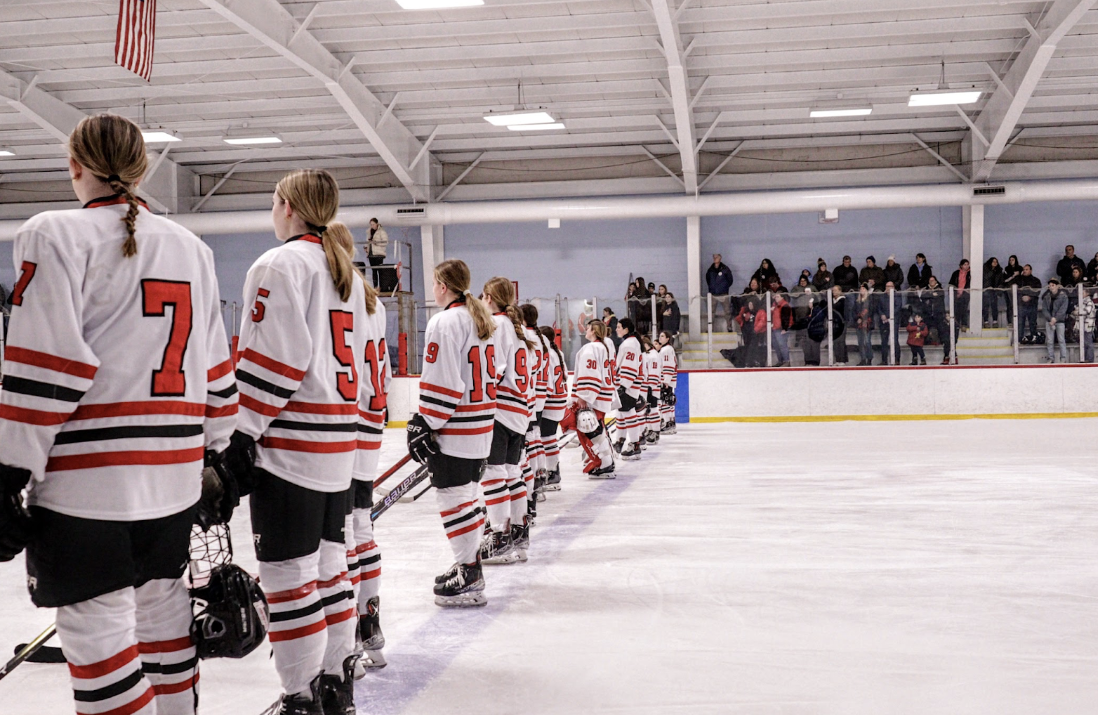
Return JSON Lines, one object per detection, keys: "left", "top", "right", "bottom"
{"left": 407, "top": 259, "right": 497, "bottom": 607}
{"left": 477, "top": 277, "right": 533, "bottom": 565}
{"left": 561, "top": 320, "right": 616, "bottom": 477}
{"left": 657, "top": 331, "right": 678, "bottom": 434}
{"left": 0, "top": 114, "right": 237, "bottom": 715}
{"left": 538, "top": 326, "right": 568, "bottom": 491}
{"left": 641, "top": 335, "right": 662, "bottom": 446}
{"left": 329, "top": 225, "right": 390, "bottom": 670}
{"left": 518, "top": 304, "right": 546, "bottom": 531}
{"left": 230, "top": 170, "right": 371, "bottom": 715}
{"left": 614, "top": 318, "right": 646, "bottom": 460}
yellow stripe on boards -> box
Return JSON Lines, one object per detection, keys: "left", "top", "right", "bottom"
{"left": 387, "top": 421, "right": 409, "bottom": 429}
{"left": 689, "top": 412, "right": 1098, "bottom": 424}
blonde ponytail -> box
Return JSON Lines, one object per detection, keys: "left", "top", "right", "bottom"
{"left": 483, "top": 276, "right": 534, "bottom": 349}
{"left": 436, "top": 259, "right": 495, "bottom": 341}
{"left": 68, "top": 114, "right": 148, "bottom": 257}
{"left": 276, "top": 169, "right": 354, "bottom": 300}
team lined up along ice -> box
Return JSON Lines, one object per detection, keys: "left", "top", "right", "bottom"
{"left": 0, "top": 114, "right": 679, "bottom": 715}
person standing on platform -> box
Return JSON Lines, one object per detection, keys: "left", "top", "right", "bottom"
{"left": 367, "top": 218, "right": 388, "bottom": 288}
{"left": 1041, "top": 279, "right": 1069, "bottom": 363}
{"left": 706, "top": 254, "right": 735, "bottom": 332}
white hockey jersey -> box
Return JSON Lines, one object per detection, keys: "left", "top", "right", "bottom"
{"left": 524, "top": 327, "right": 546, "bottom": 417}
{"left": 354, "top": 299, "right": 390, "bottom": 482}
{"left": 572, "top": 340, "right": 613, "bottom": 413}
{"left": 615, "top": 335, "right": 644, "bottom": 398}
{"left": 491, "top": 313, "right": 532, "bottom": 435}
{"left": 644, "top": 349, "right": 661, "bottom": 393}
{"left": 236, "top": 234, "right": 370, "bottom": 493}
{"left": 542, "top": 342, "right": 567, "bottom": 421}
{"left": 0, "top": 196, "right": 236, "bottom": 520}
{"left": 602, "top": 336, "right": 620, "bottom": 409}
{"left": 659, "top": 344, "right": 678, "bottom": 387}
{"left": 418, "top": 300, "right": 497, "bottom": 459}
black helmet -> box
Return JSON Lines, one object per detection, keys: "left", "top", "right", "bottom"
{"left": 190, "top": 564, "right": 269, "bottom": 659}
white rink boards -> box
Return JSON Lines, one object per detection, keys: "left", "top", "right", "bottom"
{"left": 1, "top": 419, "right": 1097, "bottom": 714}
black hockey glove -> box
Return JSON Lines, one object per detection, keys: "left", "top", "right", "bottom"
{"left": 196, "top": 449, "right": 240, "bottom": 530}
{"left": 617, "top": 386, "right": 637, "bottom": 411}
{"left": 0, "top": 463, "right": 33, "bottom": 562}
{"left": 406, "top": 413, "right": 438, "bottom": 464}
{"left": 647, "top": 390, "right": 658, "bottom": 409}
{"left": 223, "top": 430, "right": 257, "bottom": 497}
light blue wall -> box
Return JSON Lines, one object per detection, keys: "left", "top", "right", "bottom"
{"left": 700, "top": 206, "right": 964, "bottom": 293}
{"left": 444, "top": 217, "right": 688, "bottom": 310}
{"left": 985, "top": 200, "right": 1098, "bottom": 280}
{"left": 0, "top": 242, "right": 13, "bottom": 290}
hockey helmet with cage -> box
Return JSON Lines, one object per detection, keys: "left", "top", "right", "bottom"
{"left": 576, "top": 408, "right": 602, "bottom": 437}
{"left": 190, "top": 563, "right": 269, "bottom": 659}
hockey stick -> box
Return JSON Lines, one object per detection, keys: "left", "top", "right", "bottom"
{"left": 373, "top": 453, "right": 411, "bottom": 490}
{"left": 370, "top": 464, "right": 429, "bottom": 522}
{"left": 0, "top": 623, "right": 57, "bottom": 681}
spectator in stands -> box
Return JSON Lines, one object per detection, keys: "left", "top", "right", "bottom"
{"left": 983, "top": 256, "right": 1004, "bottom": 328}
{"left": 1016, "top": 264, "right": 1043, "bottom": 342}
{"left": 883, "top": 256, "right": 904, "bottom": 289}
{"left": 603, "top": 307, "right": 621, "bottom": 347}
{"left": 854, "top": 284, "right": 874, "bottom": 366}
{"left": 1057, "top": 245, "right": 1085, "bottom": 286}
{"left": 661, "top": 292, "right": 681, "bottom": 336}
{"left": 766, "top": 275, "right": 786, "bottom": 295}
{"left": 949, "top": 259, "right": 972, "bottom": 329}
{"left": 769, "top": 292, "right": 792, "bottom": 367}
{"left": 1041, "top": 278, "right": 1069, "bottom": 363}
{"left": 860, "top": 256, "right": 886, "bottom": 292}
{"left": 812, "top": 258, "right": 832, "bottom": 292}
{"left": 906, "top": 313, "right": 929, "bottom": 366}
{"left": 752, "top": 258, "right": 779, "bottom": 289}
{"left": 736, "top": 294, "right": 765, "bottom": 367}
{"left": 706, "top": 253, "right": 735, "bottom": 332}
{"left": 1077, "top": 288, "right": 1096, "bottom": 363}
{"left": 834, "top": 255, "right": 859, "bottom": 326}
{"left": 1087, "top": 252, "right": 1098, "bottom": 284}
{"left": 791, "top": 276, "right": 814, "bottom": 330}
{"left": 829, "top": 285, "right": 849, "bottom": 365}
{"left": 907, "top": 253, "right": 932, "bottom": 289}
{"left": 877, "top": 281, "right": 899, "bottom": 364}
{"left": 630, "top": 277, "right": 652, "bottom": 335}
{"left": 655, "top": 284, "right": 670, "bottom": 332}
{"left": 1065, "top": 266, "right": 1085, "bottom": 339}
{"left": 1002, "top": 254, "right": 1022, "bottom": 325}
{"left": 926, "top": 276, "right": 955, "bottom": 363}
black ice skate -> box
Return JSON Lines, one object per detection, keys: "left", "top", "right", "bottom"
{"left": 544, "top": 466, "right": 562, "bottom": 491}
{"left": 588, "top": 463, "right": 616, "bottom": 479}
{"left": 612, "top": 438, "right": 625, "bottom": 454}
{"left": 510, "top": 519, "right": 530, "bottom": 562}
{"left": 533, "top": 473, "right": 547, "bottom": 502}
{"left": 620, "top": 442, "right": 642, "bottom": 460}
{"left": 660, "top": 420, "right": 677, "bottom": 435}
{"left": 433, "top": 559, "right": 487, "bottom": 607}
{"left": 480, "top": 528, "right": 519, "bottom": 565}
{"left": 354, "top": 597, "right": 385, "bottom": 670}
{"left": 645, "top": 430, "right": 660, "bottom": 445}
{"left": 261, "top": 676, "right": 323, "bottom": 715}
{"left": 434, "top": 562, "right": 458, "bottom": 585}
{"left": 318, "top": 656, "right": 357, "bottom": 715}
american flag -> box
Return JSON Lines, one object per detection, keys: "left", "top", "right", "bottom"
{"left": 114, "top": 0, "right": 158, "bottom": 82}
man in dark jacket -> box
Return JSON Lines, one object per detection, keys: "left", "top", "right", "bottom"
{"left": 1016, "top": 264, "right": 1043, "bottom": 341}
{"left": 1057, "top": 245, "right": 1086, "bottom": 286}
{"left": 1041, "top": 279, "right": 1069, "bottom": 362}
{"left": 706, "top": 253, "right": 735, "bottom": 331}
{"left": 859, "top": 256, "right": 886, "bottom": 292}
{"left": 907, "top": 253, "right": 933, "bottom": 289}
{"left": 603, "top": 307, "right": 621, "bottom": 347}
{"left": 883, "top": 256, "right": 904, "bottom": 290}
{"left": 833, "top": 255, "right": 859, "bottom": 325}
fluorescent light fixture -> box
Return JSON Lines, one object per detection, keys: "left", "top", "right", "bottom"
{"left": 223, "top": 136, "right": 282, "bottom": 145}
{"left": 397, "top": 0, "right": 483, "bottom": 8}
{"left": 810, "top": 108, "right": 872, "bottom": 118}
{"left": 508, "top": 123, "right": 566, "bottom": 132}
{"left": 484, "top": 111, "right": 556, "bottom": 127}
{"left": 0, "top": 149, "right": 13, "bottom": 157}
{"left": 141, "top": 131, "right": 181, "bottom": 143}
{"left": 908, "top": 91, "right": 982, "bottom": 107}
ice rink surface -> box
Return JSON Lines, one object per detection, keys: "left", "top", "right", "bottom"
{"left": 2, "top": 419, "right": 1098, "bottom": 714}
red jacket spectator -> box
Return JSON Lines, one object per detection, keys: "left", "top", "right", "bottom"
{"left": 906, "top": 320, "right": 929, "bottom": 346}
